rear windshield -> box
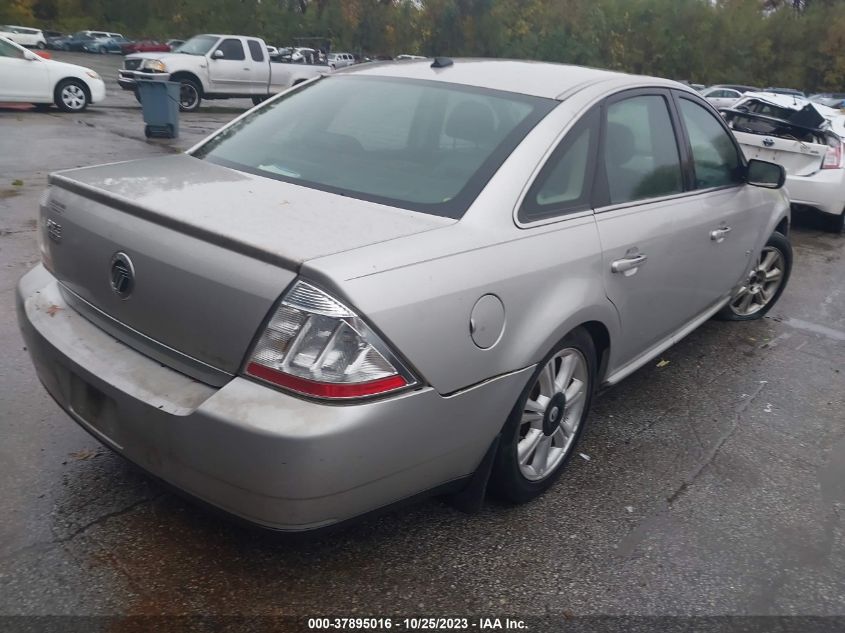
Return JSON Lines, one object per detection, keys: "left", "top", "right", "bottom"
{"left": 193, "top": 75, "right": 555, "bottom": 218}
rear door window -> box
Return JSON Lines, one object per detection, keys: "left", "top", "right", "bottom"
{"left": 602, "top": 94, "right": 683, "bottom": 205}
{"left": 247, "top": 39, "right": 264, "bottom": 62}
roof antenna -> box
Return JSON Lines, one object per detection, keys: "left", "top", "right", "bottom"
{"left": 431, "top": 57, "right": 453, "bottom": 69}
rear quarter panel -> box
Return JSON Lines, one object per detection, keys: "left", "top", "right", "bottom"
{"left": 306, "top": 218, "right": 615, "bottom": 395}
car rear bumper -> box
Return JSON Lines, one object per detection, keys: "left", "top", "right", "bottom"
{"left": 785, "top": 169, "right": 845, "bottom": 216}
{"left": 17, "top": 264, "right": 529, "bottom": 531}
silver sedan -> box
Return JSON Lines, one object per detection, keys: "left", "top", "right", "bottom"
{"left": 17, "top": 59, "right": 792, "bottom": 531}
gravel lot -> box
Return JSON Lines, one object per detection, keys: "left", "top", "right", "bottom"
{"left": 0, "top": 50, "right": 843, "bottom": 628}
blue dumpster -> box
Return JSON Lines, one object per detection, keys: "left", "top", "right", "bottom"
{"left": 137, "top": 79, "right": 180, "bottom": 139}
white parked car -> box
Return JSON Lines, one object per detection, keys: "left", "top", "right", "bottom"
{"left": 0, "top": 25, "right": 46, "bottom": 49}
{"left": 723, "top": 91, "right": 845, "bottom": 232}
{"left": 327, "top": 52, "right": 355, "bottom": 69}
{"left": 700, "top": 85, "right": 758, "bottom": 110}
{"left": 0, "top": 35, "right": 106, "bottom": 111}
{"left": 702, "top": 87, "right": 742, "bottom": 109}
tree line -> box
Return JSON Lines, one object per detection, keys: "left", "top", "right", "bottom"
{"left": 4, "top": 0, "right": 845, "bottom": 91}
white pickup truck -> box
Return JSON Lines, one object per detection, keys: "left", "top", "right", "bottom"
{"left": 117, "top": 34, "right": 328, "bottom": 111}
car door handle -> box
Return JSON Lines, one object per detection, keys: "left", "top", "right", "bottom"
{"left": 710, "top": 226, "right": 732, "bottom": 241}
{"left": 611, "top": 253, "right": 648, "bottom": 273}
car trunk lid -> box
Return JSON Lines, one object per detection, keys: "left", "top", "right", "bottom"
{"left": 42, "top": 154, "right": 451, "bottom": 385}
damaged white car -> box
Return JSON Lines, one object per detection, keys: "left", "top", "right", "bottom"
{"left": 722, "top": 92, "right": 845, "bottom": 232}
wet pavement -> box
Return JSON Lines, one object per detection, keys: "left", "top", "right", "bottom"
{"left": 0, "top": 52, "right": 843, "bottom": 623}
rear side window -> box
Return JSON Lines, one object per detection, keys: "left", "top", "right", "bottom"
{"left": 603, "top": 95, "right": 683, "bottom": 205}
{"left": 217, "top": 38, "right": 245, "bottom": 60}
{"left": 520, "top": 108, "right": 599, "bottom": 222}
{"left": 248, "top": 39, "right": 264, "bottom": 62}
{"left": 678, "top": 98, "right": 742, "bottom": 189}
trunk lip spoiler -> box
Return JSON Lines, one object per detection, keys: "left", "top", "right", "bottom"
{"left": 48, "top": 172, "right": 302, "bottom": 272}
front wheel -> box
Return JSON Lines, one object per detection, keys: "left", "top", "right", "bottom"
{"left": 54, "top": 79, "right": 90, "bottom": 112}
{"left": 177, "top": 78, "right": 202, "bottom": 112}
{"left": 490, "top": 327, "right": 596, "bottom": 503}
{"left": 717, "top": 231, "right": 792, "bottom": 321}
{"left": 37, "top": 41, "right": 45, "bottom": 50}
{"left": 251, "top": 95, "right": 268, "bottom": 106}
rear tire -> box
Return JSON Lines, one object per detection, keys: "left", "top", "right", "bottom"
{"left": 490, "top": 327, "right": 596, "bottom": 504}
{"left": 251, "top": 95, "right": 268, "bottom": 106}
{"left": 716, "top": 231, "right": 791, "bottom": 321}
{"left": 54, "top": 79, "right": 90, "bottom": 112}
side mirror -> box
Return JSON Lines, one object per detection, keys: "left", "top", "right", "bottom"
{"left": 212, "top": 49, "right": 224, "bottom": 59}
{"left": 23, "top": 50, "right": 39, "bottom": 61}
{"left": 746, "top": 159, "right": 786, "bottom": 189}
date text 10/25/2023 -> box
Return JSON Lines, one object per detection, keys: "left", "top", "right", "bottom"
{"left": 307, "top": 617, "right": 528, "bottom": 630}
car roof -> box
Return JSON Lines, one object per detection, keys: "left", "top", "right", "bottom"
{"left": 343, "top": 58, "right": 683, "bottom": 100}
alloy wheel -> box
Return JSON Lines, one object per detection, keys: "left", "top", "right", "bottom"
{"left": 517, "top": 348, "right": 589, "bottom": 481}
{"left": 729, "top": 246, "right": 785, "bottom": 317}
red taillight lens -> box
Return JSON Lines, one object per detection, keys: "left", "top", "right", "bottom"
{"left": 246, "top": 362, "right": 407, "bottom": 398}
{"left": 244, "top": 281, "right": 417, "bottom": 400}
{"left": 823, "top": 137, "right": 842, "bottom": 169}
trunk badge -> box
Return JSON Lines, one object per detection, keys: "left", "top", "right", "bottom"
{"left": 109, "top": 252, "right": 135, "bottom": 299}
{"left": 763, "top": 138, "right": 775, "bottom": 147}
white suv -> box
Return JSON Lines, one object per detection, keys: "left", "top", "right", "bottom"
{"left": 0, "top": 25, "right": 46, "bottom": 49}
{"left": 327, "top": 52, "right": 355, "bottom": 69}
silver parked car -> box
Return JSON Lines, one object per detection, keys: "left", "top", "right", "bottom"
{"left": 17, "top": 59, "right": 792, "bottom": 531}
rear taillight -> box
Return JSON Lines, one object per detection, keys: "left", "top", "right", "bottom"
{"left": 823, "top": 137, "right": 843, "bottom": 169}
{"left": 245, "top": 280, "right": 417, "bottom": 400}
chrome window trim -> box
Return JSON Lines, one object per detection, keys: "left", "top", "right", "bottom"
{"left": 593, "top": 182, "right": 744, "bottom": 215}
